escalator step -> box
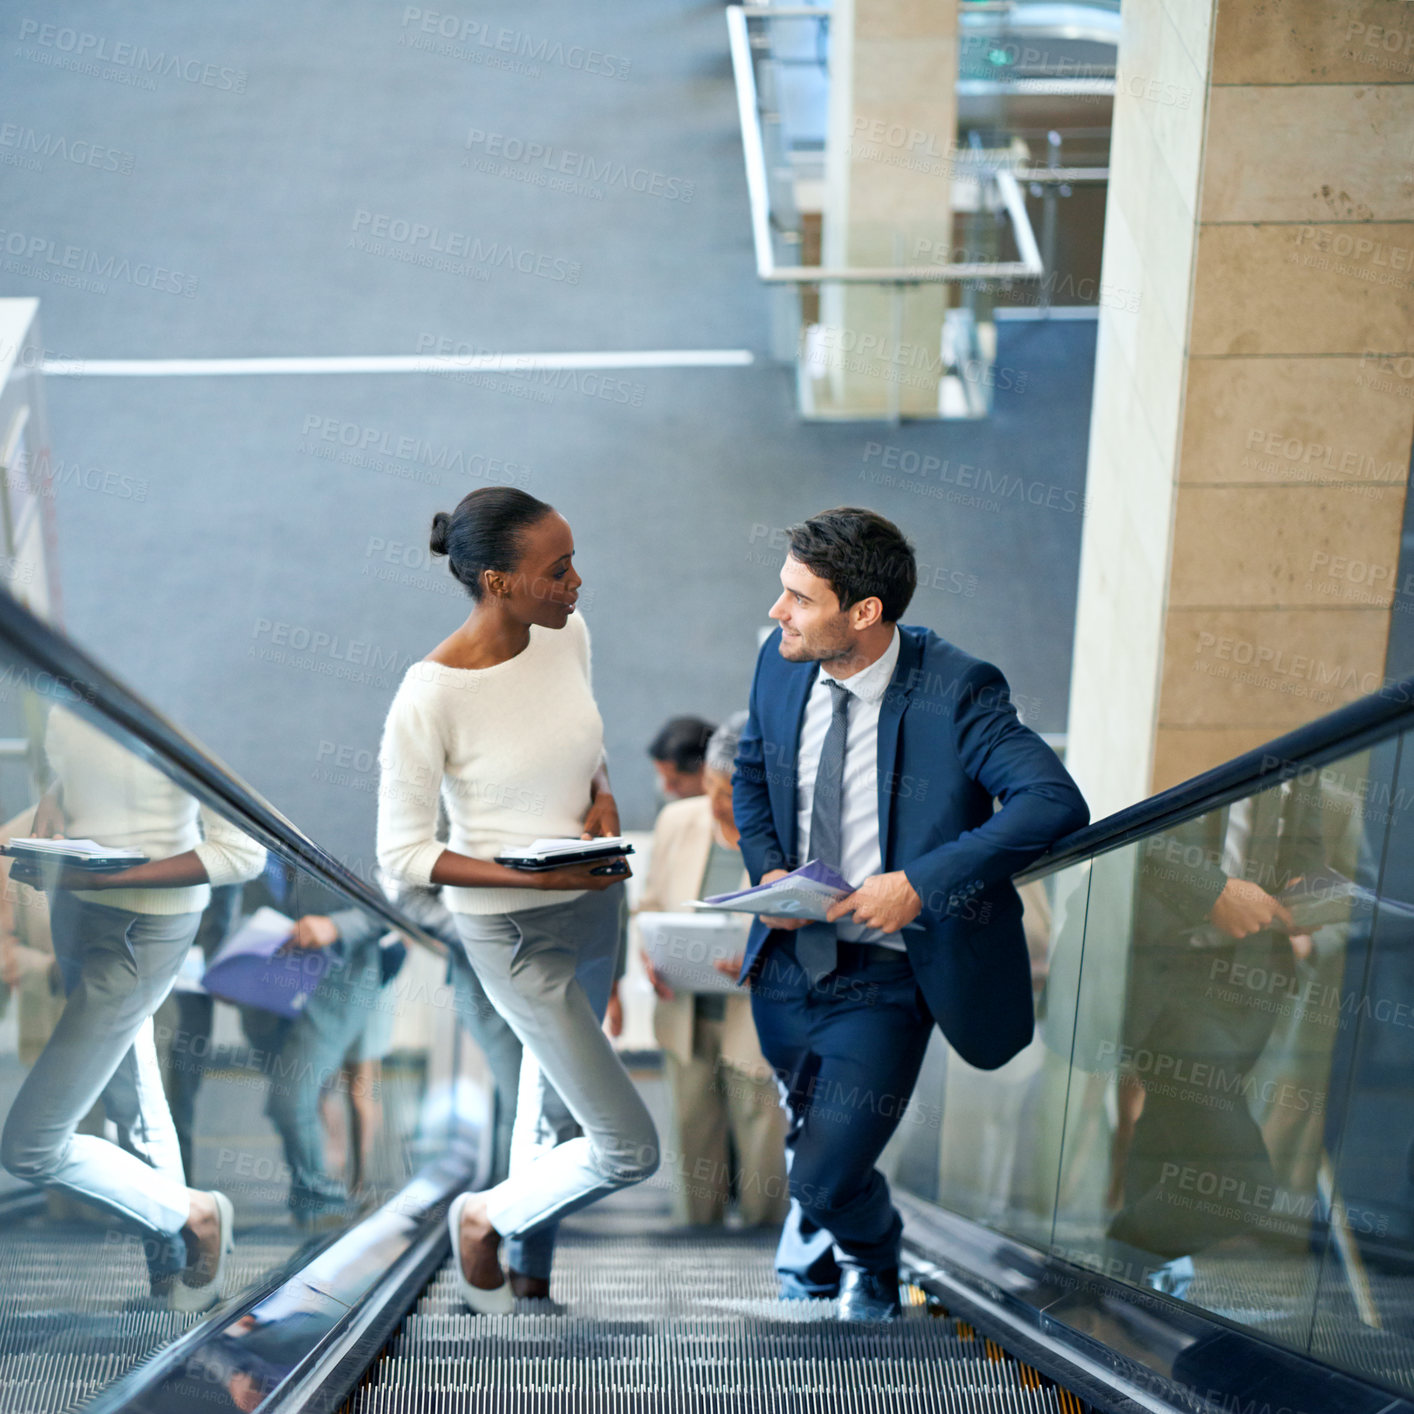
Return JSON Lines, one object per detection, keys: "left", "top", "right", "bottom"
{"left": 0, "top": 1222, "right": 307, "bottom": 1414}
{"left": 342, "top": 1220, "right": 1086, "bottom": 1413}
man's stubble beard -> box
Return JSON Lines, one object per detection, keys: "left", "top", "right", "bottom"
{"left": 783, "top": 624, "right": 855, "bottom": 667}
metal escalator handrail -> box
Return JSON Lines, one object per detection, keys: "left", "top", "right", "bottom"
{"left": 0, "top": 589, "right": 443, "bottom": 950}
{"left": 1017, "top": 673, "right": 1414, "bottom": 883}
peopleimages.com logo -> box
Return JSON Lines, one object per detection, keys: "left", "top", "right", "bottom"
{"left": 15, "top": 19, "right": 247, "bottom": 91}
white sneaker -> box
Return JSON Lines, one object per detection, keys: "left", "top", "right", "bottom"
{"left": 170, "top": 1191, "right": 235, "bottom": 1314}
{"left": 447, "top": 1191, "right": 514, "bottom": 1315}
{"left": 1145, "top": 1255, "right": 1195, "bottom": 1301}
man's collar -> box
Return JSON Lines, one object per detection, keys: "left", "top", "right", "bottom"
{"left": 814, "top": 626, "right": 899, "bottom": 704}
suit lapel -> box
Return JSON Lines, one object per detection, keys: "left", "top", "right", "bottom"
{"left": 877, "top": 628, "right": 920, "bottom": 866}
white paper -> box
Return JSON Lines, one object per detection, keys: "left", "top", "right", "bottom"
{"left": 519, "top": 836, "right": 630, "bottom": 858}
{"left": 208, "top": 905, "right": 296, "bottom": 963}
{"left": 6, "top": 836, "right": 147, "bottom": 861}
{"left": 640, "top": 912, "right": 749, "bottom": 994}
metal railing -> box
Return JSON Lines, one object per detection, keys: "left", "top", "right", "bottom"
{"left": 726, "top": 5, "right": 1045, "bottom": 287}
{"left": 1018, "top": 674, "right": 1414, "bottom": 882}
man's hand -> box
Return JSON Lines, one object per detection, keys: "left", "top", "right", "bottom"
{"left": 1210, "top": 878, "right": 1293, "bottom": 940}
{"left": 289, "top": 914, "right": 340, "bottom": 950}
{"left": 826, "top": 871, "right": 923, "bottom": 934}
{"left": 581, "top": 792, "right": 620, "bottom": 840}
{"left": 758, "top": 869, "right": 809, "bottom": 931}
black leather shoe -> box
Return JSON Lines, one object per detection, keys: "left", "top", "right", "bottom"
{"left": 508, "top": 1268, "right": 551, "bottom": 1301}
{"left": 778, "top": 1275, "right": 839, "bottom": 1302}
{"left": 837, "top": 1267, "right": 901, "bottom": 1322}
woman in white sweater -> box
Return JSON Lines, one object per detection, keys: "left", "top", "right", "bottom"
{"left": 0, "top": 704, "right": 267, "bottom": 1311}
{"left": 376, "top": 487, "right": 657, "bottom": 1313}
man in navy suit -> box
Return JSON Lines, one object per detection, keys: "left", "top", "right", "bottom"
{"left": 733, "top": 507, "right": 1088, "bottom": 1320}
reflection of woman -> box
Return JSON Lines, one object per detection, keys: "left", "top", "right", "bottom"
{"left": 0, "top": 705, "right": 266, "bottom": 1310}
{"left": 377, "top": 488, "right": 658, "bottom": 1312}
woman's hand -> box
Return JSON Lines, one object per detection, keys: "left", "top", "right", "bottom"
{"left": 603, "top": 979, "right": 624, "bottom": 1037}
{"left": 581, "top": 791, "right": 620, "bottom": 840}
{"left": 533, "top": 858, "right": 631, "bottom": 892}
{"left": 31, "top": 790, "right": 65, "bottom": 841}
{"left": 6, "top": 857, "right": 117, "bottom": 892}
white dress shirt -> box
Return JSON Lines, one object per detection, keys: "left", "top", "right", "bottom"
{"left": 795, "top": 628, "right": 905, "bottom": 949}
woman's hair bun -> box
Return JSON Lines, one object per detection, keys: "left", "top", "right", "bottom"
{"left": 429, "top": 487, "right": 554, "bottom": 600}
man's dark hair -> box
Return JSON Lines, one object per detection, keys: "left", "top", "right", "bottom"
{"left": 787, "top": 506, "right": 917, "bottom": 622}
{"left": 648, "top": 716, "right": 717, "bottom": 772}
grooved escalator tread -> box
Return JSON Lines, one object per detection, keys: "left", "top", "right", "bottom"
{"left": 0, "top": 1221, "right": 303, "bottom": 1414}
{"left": 341, "top": 1212, "right": 1081, "bottom": 1413}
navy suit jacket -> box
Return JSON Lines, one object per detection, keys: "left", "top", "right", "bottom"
{"left": 733, "top": 623, "right": 1089, "bottom": 1070}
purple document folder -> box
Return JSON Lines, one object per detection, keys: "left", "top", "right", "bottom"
{"left": 201, "top": 906, "right": 333, "bottom": 1019}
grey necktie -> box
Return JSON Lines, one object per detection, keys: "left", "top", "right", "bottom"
{"left": 796, "top": 679, "right": 851, "bottom": 985}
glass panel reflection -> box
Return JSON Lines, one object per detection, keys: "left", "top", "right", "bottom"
{"left": 1308, "top": 738, "right": 1414, "bottom": 1389}
{"left": 892, "top": 731, "right": 1414, "bottom": 1400}
{"left": 0, "top": 662, "right": 463, "bottom": 1411}
{"left": 1044, "top": 740, "right": 1413, "bottom": 1394}
{"left": 882, "top": 862, "right": 1093, "bottom": 1250}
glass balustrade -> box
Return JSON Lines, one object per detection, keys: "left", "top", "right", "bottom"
{"left": 0, "top": 639, "right": 488, "bottom": 1413}
{"left": 884, "top": 730, "right": 1414, "bottom": 1399}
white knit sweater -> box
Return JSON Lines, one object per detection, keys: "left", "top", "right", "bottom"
{"left": 43, "top": 705, "right": 268, "bottom": 915}
{"left": 375, "top": 611, "right": 605, "bottom": 915}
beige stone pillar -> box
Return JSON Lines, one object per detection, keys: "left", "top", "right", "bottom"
{"left": 814, "top": 0, "right": 958, "bottom": 417}
{"left": 1065, "top": 0, "right": 1414, "bottom": 818}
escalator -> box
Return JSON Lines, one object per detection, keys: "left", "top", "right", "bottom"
{"left": 1, "top": 593, "right": 1413, "bottom": 1414}
{"left": 341, "top": 1199, "right": 1085, "bottom": 1414}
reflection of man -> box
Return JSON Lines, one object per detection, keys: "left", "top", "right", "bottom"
{"left": 638, "top": 712, "right": 787, "bottom": 1227}
{"left": 1110, "top": 780, "right": 1327, "bottom": 1293}
{"left": 734, "top": 507, "right": 1088, "bottom": 1320}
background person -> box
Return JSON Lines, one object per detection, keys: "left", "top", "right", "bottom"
{"left": 638, "top": 711, "right": 788, "bottom": 1228}
{"left": 376, "top": 487, "right": 657, "bottom": 1312}
{"left": 262, "top": 908, "right": 404, "bottom": 1228}
{"left": 648, "top": 716, "right": 716, "bottom": 802}
{"left": 601, "top": 714, "right": 718, "bottom": 1038}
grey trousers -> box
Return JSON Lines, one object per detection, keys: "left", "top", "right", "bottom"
{"left": 1, "top": 893, "right": 201, "bottom": 1241}
{"left": 453, "top": 885, "right": 658, "bottom": 1273}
